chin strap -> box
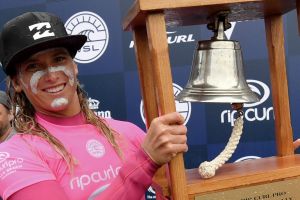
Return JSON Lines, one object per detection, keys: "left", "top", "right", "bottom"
{"left": 198, "top": 107, "right": 244, "bottom": 179}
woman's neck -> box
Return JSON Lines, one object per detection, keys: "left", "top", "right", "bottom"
{"left": 36, "top": 111, "right": 86, "bottom": 126}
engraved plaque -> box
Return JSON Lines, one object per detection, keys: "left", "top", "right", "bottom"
{"left": 195, "top": 177, "right": 300, "bottom": 200}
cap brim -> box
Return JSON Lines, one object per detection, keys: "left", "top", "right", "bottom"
{"left": 5, "top": 35, "right": 87, "bottom": 75}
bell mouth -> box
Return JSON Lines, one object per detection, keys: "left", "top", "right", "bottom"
{"left": 176, "top": 87, "right": 260, "bottom": 103}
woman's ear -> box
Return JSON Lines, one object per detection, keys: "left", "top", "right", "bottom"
{"left": 73, "top": 61, "right": 78, "bottom": 76}
{"left": 8, "top": 110, "right": 13, "bottom": 121}
{"left": 11, "top": 77, "right": 22, "bottom": 93}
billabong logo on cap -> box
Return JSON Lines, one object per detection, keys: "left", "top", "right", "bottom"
{"left": 28, "top": 22, "right": 55, "bottom": 40}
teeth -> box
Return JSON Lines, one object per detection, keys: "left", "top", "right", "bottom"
{"left": 45, "top": 84, "right": 64, "bottom": 93}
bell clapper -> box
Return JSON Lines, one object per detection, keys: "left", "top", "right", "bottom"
{"left": 198, "top": 103, "right": 244, "bottom": 179}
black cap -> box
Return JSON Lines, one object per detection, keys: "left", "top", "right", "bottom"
{"left": 0, "top": 90, "right": 11, "bottom": 110}
{"left": 0, "top": 12, "right": 87, "bottom": 76}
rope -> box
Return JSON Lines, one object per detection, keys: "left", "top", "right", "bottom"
{"left": 198, "top": 114, "right": 244, "bottom": 178}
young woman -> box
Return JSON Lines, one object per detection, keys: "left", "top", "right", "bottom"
{"left": 0, "top": 12, "right": 188, "bottom": 200}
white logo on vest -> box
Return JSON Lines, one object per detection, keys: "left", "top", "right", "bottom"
{"left": 86, "top": 139, "right": 106, "bottom": 158}
{"left": 28, "top": 22, "right": 55, "bottom": 40}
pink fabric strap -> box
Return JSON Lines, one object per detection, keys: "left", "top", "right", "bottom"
{"left": 8, "top": 180, "right": 69, "bottom": 200}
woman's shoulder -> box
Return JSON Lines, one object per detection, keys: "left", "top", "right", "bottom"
{"left": 104, "top": 118, "right": 135, "bottom": 126}
{"left": 0, "top": 133, "right": 54, "bottom": 154}
{"left": 0, "top": 134, "right": 57, "bottom": 200}
{"left": 0, "top": 134, "right": 29, "bottom": 147}
{"left": 103, "top": 118, "right": 146, "bottom": 142}
{"left": 104, "top": 118, "right": 145, "bottom": 134}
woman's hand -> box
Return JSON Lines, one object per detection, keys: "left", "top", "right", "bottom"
{"left": 293, "top": 139, "right": 300, "bottom": 151}
{"left": 142, "top": 112, "right": 188, "bottom": 165}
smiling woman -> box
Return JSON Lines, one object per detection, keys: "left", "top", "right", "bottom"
{"left": 12, "top": 48, "right": 80, "bottom": 116}
{"left": 0, "top": 12, "right": 188, "bottom": 200}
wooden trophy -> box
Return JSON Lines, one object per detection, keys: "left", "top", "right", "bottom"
{"left": 123, "top": 1, "right": 300, "bottom": 199}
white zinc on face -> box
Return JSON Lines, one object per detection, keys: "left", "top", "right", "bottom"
{"left": 23, "top": 65, "right": 76, "bottom": 108}
{"left": 29, "top": 70, "right": 46, "bottom": 93}
{"left": 51, "top": 97, "right": 69, "bottom": 108}
{"left": 28, "top": 65, "right": 75, "bottom": 94}
{"left": 48, "top": 66, "right": 75, "bottom": 85}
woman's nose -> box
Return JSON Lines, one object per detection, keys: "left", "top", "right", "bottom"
{"left": 44, "top": 69, "right": 59, "bottom": 81}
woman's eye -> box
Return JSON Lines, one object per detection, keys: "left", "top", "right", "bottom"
{"left": 55, "top": 56, "right": 66, "bottom": 63}
{"left": 26, "top": 63, "right": 40, "bottom": 72}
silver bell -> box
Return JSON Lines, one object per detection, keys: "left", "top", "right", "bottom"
{"left": 176, "top": 13, "right": 259, "bottom": 103}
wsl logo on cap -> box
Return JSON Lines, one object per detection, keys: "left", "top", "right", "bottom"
{"left": 65, "top": 11, "right": 109, "bottom": 63}
{"left": 28, "top": 22, "right": 55, "bottom": 40}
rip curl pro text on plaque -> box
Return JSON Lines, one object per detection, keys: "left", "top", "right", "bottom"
{"left": 195, "top": 177, "right": 300, "bottom": 200}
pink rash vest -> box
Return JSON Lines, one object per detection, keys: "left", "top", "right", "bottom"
{"left": 0, "top": 112, "right": 159, "bottom": 200}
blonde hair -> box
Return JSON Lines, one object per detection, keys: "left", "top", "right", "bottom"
{"left": 7, "top": 78, "right": 122, "bottom": 170}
